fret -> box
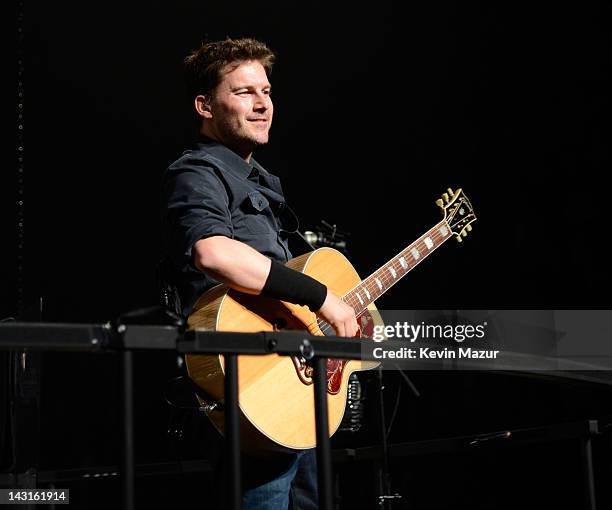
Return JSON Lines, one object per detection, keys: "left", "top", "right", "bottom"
{"left": 343, "top": 220, "right": 451, "bottom": 315}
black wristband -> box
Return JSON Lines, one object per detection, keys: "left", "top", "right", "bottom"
{"left": 261, "top": 260, "right": 328, "bottom": 312}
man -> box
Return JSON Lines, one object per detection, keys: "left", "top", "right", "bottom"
{"left": 162, "top": 37, "right": 358, "bottom": 509}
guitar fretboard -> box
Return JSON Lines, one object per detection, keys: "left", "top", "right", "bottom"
{"left": 343, "top": 220, "right": 452, "bottom": 316}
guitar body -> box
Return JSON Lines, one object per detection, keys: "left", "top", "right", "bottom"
{"left": 185, "top": 247, "right": 382, "bottom": 455}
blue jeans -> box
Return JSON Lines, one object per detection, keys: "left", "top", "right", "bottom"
{"left": 242, "top": 449, "right": 318, "bottom": 510}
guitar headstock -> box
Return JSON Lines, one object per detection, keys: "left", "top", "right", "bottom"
{"left": 436, "top": 188, "right": 477, "bottom": 242}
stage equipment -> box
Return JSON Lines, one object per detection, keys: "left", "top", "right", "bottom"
{"left": 1, "top": 322, "right": 611, "bottom": 510}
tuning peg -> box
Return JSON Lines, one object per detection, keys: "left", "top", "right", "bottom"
{"left": 436, "top": 199, "right": 444, "bottom": 208}
{"left": 466, "top": 224, "right": 472, "bottom": 232}
{"left": 442, "top": 193, "right": 449, "bottom": 203}
{"left": 447, "top": 188, "right": 454, "bottom": 197}
{"left": 461, "top": 230, "right": 468, "bottom": 237}
{"left": 456, "top": 235, "right": 463, "bottom": 243}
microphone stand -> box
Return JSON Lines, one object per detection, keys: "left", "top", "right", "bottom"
{"left": 376, "top": 366, "right": 393, "bottom": 509}
{"left": 375, "top": 366, "right": 420, "bottom": 509}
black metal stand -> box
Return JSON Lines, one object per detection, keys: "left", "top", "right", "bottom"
{"left": 375, "top": 367, "right": 393, "bottom": 509}
{"left": 121, "top": 349, "right": 135, "bottom": 510}
{"left": 313, "top": 357, "right": 333, "bottom": 510}
{"left": 2, "top": 323, "right": 610, "bottom": 510}
{"left": 0, "top": 324, "right": 383, "bottom": 510}
{"left": 332, "top": 418, "right": 604, "bottom": 508}
{"left": 582, "top": 436, "right": 597, "bottom": 510}
{"left": 224, "top": 354, "right": 241, "bottom": 510}
{"left": 179, "top": 330, "right": 387, "bottom": 510}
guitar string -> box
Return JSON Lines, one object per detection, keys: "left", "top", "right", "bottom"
{"left": 343, "top": 231, "right": 449, "bottom": 311}
{"left": 340, "top": 220, "right": 449, "bottom": 300}
{"left": 315, "top": 231, "right": 449, "bottom": 336}
{"left": 312, "top": 226, "right": 454, "bottom": 336}
{"left": 299, "top": 205, "right": 473, "bottom": 336}
{"left": 303, "top": 197, "right": 473, "bottom": 336}
{"left": 342, "top": 226, "right": 450, "bottom": 308}
{"left": 343, "top": 227, "right": 449, "bottom": 308}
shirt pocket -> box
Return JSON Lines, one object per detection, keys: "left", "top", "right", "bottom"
{"left": 242, "top": 191, "right": 273, "bottom": 234}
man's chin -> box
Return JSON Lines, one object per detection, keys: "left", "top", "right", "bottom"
{"left": 246, "top": 125, "right": 270, "bottom": 144}
{"left": 250, "top": 134, "right": 270, "bottom": 146}
{"left": 229, "top": 135, "right": 269, "bottom": 157}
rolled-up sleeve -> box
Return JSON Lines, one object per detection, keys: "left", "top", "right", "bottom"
{"left": 164, "top": 158, "right": 233, "bottom": 264}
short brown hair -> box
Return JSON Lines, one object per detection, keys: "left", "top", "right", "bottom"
{"left": 184, "top": 37, "right": 276, "bottom": 99}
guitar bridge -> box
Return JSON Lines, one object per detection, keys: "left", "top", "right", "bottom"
{"left": 291, "top": 357, "right": 346, "bottom": 394}
{"left": 293, "top": 356, "right": 314, "bottom": 385}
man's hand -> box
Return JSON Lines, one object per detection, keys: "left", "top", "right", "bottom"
{"left": 316, "top": 290, "right": 358, "bottom": 337}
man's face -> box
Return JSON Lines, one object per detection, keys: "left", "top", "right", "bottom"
{"left": 205, "top": 60, "right": 273, "bottom": 158}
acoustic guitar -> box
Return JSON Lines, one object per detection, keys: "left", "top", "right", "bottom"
{"left": 186, "top": 188, "right": 477, "bottom": 454}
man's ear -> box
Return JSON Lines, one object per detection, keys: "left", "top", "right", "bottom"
{"left": 195, "top": 95, "right": 212, "bottom": 118}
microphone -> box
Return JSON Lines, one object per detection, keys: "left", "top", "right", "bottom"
{"left": 304, "top": 231, "right": 347, "bottom": 251}
{"left": 303, "top": 220, "right": 350, "bottom": 253}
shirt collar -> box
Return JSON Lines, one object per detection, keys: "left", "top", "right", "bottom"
{"left": 196, "top": 136, "right": 268, "bottom": 181}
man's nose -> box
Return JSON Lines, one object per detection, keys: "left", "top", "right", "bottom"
{"left": 253, "top": 92, "right": 271, "bottom": 110}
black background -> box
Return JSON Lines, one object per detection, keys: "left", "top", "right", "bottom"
{"left": 3, "top": 0, "right": 612, "bottom": 508}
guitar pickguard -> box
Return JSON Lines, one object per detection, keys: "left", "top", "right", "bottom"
{"left": 292, "top": 308, "right": 376, "bottom": 394}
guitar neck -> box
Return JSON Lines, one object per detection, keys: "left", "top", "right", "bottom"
{"left": 342, "top": 219, "right": 452, "bottom": 316}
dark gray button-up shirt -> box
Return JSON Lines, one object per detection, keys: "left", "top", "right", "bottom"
{"left": 162, "top": 137, "right": 294, "bottom": 317}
